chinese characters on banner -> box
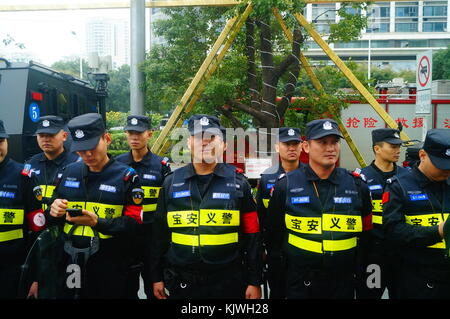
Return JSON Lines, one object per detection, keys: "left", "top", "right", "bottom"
{"left": 345, "top": 117, "right": 450, "bottom": 129}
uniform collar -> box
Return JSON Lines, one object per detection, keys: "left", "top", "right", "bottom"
{"left": 38, "top": 148, "right": 69, "bottom": 165}
{"left": 125, "top": 148, "right": 154, "bottom": 166}
{"left": 370, "top": 160, "right": 398, "bottom": 175}
{"left": 305, "top": 164, "right": 340, "bottom": 185}
{"left": 412, "top": 165, "right": 445, "bottom": 187}
{"left": 184, "top": 162, "right": 229, "bottom": 180}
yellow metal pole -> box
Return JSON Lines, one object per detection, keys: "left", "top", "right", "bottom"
{"left": 294, "top": 12, "right": 411, "bottom": 142}
{"left": 151, "top": 3, "right": 253, "bottom": 155}
{"left": 273, "top": 9, "right": 367, "bottom": 167}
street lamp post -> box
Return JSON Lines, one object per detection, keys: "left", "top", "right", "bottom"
{"left": 71, "top": 31, "right": 83, "bottom": 79}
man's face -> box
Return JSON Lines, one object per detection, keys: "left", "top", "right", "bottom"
{"left": 37, "top": 130, "right": 67, "bottom": 154}
{"left": 76, "top": 134, "right": 111, "bottom": 170}
{"left": 189, "top": 134, "right": 226, "bottom": 164}
{"left": 125, "top": 130, "right": 152, "bottom": 150}
{"left": 374, "top": 142, "right": 401, "bottom": 163}
{"left": 419, "top": 150, "right": 450, "bottom": 181}
{"left": 277, "top": 140, "right": 302, "bottom": 163}
{"left": 304, "top": 135, "right": 341, "bottom": 168}
{"left": 0, "top": 138, "right": 7, "bottom": 163}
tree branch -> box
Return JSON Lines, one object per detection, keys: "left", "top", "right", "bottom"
{"left": 227, "top": 99, "right": 267, "bottom": 123}
{"left": 217, "top": 106, "right": 244, "bottom": 129}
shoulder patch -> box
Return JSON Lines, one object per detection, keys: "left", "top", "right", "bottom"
{"left": 349, "top": 169, "right": 366, "bottom": 182}
{"left": 123, "top": 167, "right": 137, "bottom": 182}
{"left": 21, "top": 164, "right": 32, "bottom": 177}
{"left": 161, "top": 157, "right": 170, "bottom": 167}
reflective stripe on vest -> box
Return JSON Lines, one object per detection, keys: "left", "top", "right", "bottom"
{"left": 167, "top": 209, "right": 240, "bottom": 227}
{"left": 63, "top": 201, "right": 123, "bottom": 239}
{"left": 372, "top": 199, "right": 382, "bottom": 213}
{"left": 0, "top": 229, "right": 23, "bottom": 242}
{"left": 0, "top": 208, "right": 25, "bottom": 225}
{"left": 263, "top": 198, "right": 270, "bottom": 209}
{"left": 172, "top": 232, "right": 239, "bottom": 246}
{"left": 142, "top": 186, "right": 161, "bottom": 199}
{"left": 372, "top": 215, "right": 383, "bottom": 225}
{"left": 40, "top": 185, "right": 55, "bottom": 199}
{"left": 405, "top": 213, "right": 449, "bottom": 249}
{"left": 143, "top": 204, "right": 157, "bottom": 212}
{"left": 285, "top": 213, "right": 362, "bottom": 234}
{"left": 288, "top": 233, "right": 357, "bottom": 254}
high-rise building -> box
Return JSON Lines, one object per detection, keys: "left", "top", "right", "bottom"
{"left": 85, "top": 17, "right": 130, "bottom": 68}
{"left": 304, "top": 0, "right": 450, "bottom": 72}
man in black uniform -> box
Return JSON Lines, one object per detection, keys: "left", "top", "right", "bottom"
{"left": 357, "top": 128, "right": 408, "bottom": 299}
{"left": 27, "top": 115, "right": 79, "bottom": 210}
{"left": 0, "top": 120, "right": 46, "bottom": 299}
{"left": 266, "top": 119, "right": 372, "bottom": 299}
{"left": 151, "top": 114, "right": 263, "bottom": 299}
{"left": 256, "top": 127, "right": 303, "bottom": 299}
{"left": 116, "top": 115, "right": 171, "bottom": 298}
{"left": 383, "top": 129, "right": 450, "bottom": 299}
{"left": 48, "top": 113, "right": 143, "bottom": 299}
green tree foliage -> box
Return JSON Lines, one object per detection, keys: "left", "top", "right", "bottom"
{"left": 142, "top": 1, "right": 369, "bottom": 131}
{"left": 433, "top": 45, "right": 450, "bottom": 80}
{"left": 51, "top": 59, "right": 90, "bottom": 79}
{"left": 106, "top": 64, "right": 130, "bottom": 112}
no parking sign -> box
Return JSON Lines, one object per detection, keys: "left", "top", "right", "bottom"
{"left": 416, "top": 50, "right": 432, "bottom": 114}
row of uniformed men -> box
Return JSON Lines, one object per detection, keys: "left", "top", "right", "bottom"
{"left": 0, "top": 113, "right": 449, "bottom": 299}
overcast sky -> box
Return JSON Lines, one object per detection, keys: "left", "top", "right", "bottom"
{"left": 0, "top": 1, "right": 130, "bottom": 65}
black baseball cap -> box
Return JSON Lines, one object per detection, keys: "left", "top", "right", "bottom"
{"left": 372, "top": 128, "right": 403, "bottom": 145}
{"left": 35, "top": 115, "right": 65, "bottom": 135}
{"left": 68, "top": 113, "right": 106, "bottom": 152}
{"left": 124, "top": 115, "right": 151, "bottom": 132}
{"left": 0, "top": 120, "right": 9, "bottom": 139}
{"left": 279, "top": 127, "right": 302, "bottom": 143}
{"left": 188, "top": 114, "right": 225, "bottom": 138}
{"left": 423, "top": 129, "right": 450, "bottom": 170}
{"left": 305, "top": 119, "right": 343, "bottom": 140}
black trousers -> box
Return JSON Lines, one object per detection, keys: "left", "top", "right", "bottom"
{"left": 285, "top": 264, "right": 355, "bottom": 299}
{"left": 164, "top": 266, "right": 247, "bottom": 299}
{"left": 396, "top": 265, "right": 450, "bottom": 299}
{"left": 356, "top": 243, "right": 398, "bottom": 299}
{"left": 266, "top": 256, "right": 286, "bottom": 299}
{"left": 0, "top": 264, "right": 21, "bottom": 299}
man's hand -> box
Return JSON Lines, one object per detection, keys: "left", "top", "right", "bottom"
{"left": 245, "top": 285, "right": 261, "bottom": 299}
{"left": 439, "top": 221, "right": 445, "bottom": 238}
{"left": 50, "top": 199, "right": 68, "bottom": 218}
{"left": 153, "top": 281, "right": 167, "bottom": 299}
{"left": 66, "top": 210, "right": 98, "bottom": 227}
{"left": 27, "top": 281, "right": 38, "bottom": 299}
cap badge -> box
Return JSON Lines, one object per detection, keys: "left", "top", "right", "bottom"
{"left": 323, "top": 121, "right": 333, "bottom": 130}
{"left": 394, "top": 133, "right": 400, "bottom": 138}
{"left": 131, "top": 118, "right": 138, "bottom": 125}
{"left": 200, "top": 117, "right": 209, "bottom": 126}
{"left": 446, "top": 149, "right": 450, "bottom": 157}
{"left": 288, "top": 129, "right": 295, "bottom": 136}
{"left": 42, "top": 120, "right": 50, "bottom": 127}
{"left": 75, "top": 129, "right": 85, "bottom": 139}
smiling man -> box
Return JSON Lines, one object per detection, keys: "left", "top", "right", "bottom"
{"left": 266, "top": 118, "right": 372, "bottom": 299}
{"left": 151, "top": 114, "right": 263, "bottom": 300}
{"left": 47, "top": 113, "right": 143, "bottom": 299}
{"left": 383, "top": 129, "right": 450, "bottom": 299}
